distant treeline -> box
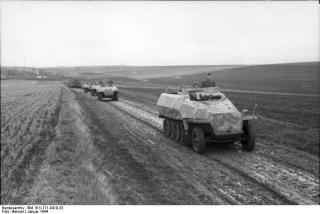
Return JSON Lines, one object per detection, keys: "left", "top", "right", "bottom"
{"left": 1, "top": 67, "right": 64, "bottom": 80}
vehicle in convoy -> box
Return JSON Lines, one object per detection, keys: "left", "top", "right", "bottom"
{"left": 82, "top": 83, "right": 90, "bottom": 93}
{"left": 66, "top": 79, "right": 82, "bottom": 88}
{"left": 157, "top": 87, "right": 257, "bottom": 154}
{"left": 89, "top": 83, "right": 99, "bottom": 96}
{"left": 96, "top": 82, "right": 118, "bottom": 101}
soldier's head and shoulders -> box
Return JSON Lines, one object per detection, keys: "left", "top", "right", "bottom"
{"left": 108, "top": 80, "right": 114, "bottom": 86}
{"left": 201, "top": 73, "right": 216, "bottom": 88}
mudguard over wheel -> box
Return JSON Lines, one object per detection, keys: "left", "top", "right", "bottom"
{"left": 241, "top": 121, "right": 255, "bottom": 151}
{"left": 191, "top": 127, "right": 206, "bottom": 154}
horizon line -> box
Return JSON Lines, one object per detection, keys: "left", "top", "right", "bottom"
{"left": 1, "top": 61, "right": 319, "bottom": 69}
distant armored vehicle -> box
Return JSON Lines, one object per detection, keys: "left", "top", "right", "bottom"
{"left": 89, "top": 83, "right": 99, "bottom": 96}
{"left": 157, "top": 87, "right": 257, "bottom": 154}
{"left": 96, "top": 82, "right": 118, "bottom": 101}
{"left": 66, "top": 79, "right": 82, "bottom": 88}
{"left": 82, "top": 83, "right": 90, "bottom": 93}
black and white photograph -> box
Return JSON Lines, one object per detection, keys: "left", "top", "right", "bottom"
{"left": 0, "top": 0, "right": 319, "bottom": 209}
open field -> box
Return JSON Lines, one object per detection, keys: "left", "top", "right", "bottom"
{"left": 1, "top": 80, "right": 62, "bottom": 203}
{"left": 2, "top": 65, "right": 244, "bottom": 81}
{"left": 3, "top": 62, "right": 318, "bottom": 94}
{"left": 41, "top": 65, "right": 246, "bottom": 79}
{"left": 45, "top": 62, "right": 318, "bottom": 95}
{"left": 147, "top": 62, "right": 319, "bottom": 94}
{"left": 1, "top": 78, "right": 319, "bottom": 204}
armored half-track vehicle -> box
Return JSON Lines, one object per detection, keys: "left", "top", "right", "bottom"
{"left": 157, "top": 87, "right": 257, "bottom": 154}
{"left": 96, "top": 83, "right": 118, "bottom": 101}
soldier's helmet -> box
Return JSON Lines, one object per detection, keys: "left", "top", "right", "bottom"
{"left": 99, "top": 80, "right": 104, "bottom": 85}
{"left": 193, "top": 82, "right": 200, "bottom": 88}
{"left": 108, "top": 80, "right": 114, "bottom": 85}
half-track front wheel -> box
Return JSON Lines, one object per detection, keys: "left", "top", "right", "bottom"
{"left": 241, "top": 121, "right": 255, "bottom": 151}
{"left": 112, "top": 92, "right": 118, "bottom": 101}
{"left": 191, "top": 127, "right": 206, "bottom": 154}
{"left": 97, "top": 93, "right": 103, "bottom": 101}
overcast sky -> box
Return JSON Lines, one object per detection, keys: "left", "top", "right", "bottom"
{"left": 1, "top": 1, "right": 319, "bottom": 67}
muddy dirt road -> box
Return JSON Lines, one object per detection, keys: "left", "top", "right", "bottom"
{"left": 70, "top": 88, "right": 319, "bottom": 205}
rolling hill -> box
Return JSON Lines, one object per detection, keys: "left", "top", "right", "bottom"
{"left": 147, "top": 62, "right": 319, "bottom": 94}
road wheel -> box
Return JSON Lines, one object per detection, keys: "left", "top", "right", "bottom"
{"left": 169, "top": 120, "right": 175, "bottom": 139}
{"left": 163, "top": 119, "right": 170, "bottom": 136}
{"left": 113, "top": 92, "right": 118, "bottom": 101}
{"left": 241, "top": 121, "right": 255, "bottom": 151}
{"left": 191, "top": 127, "right": 206, "bottom": 154}
{"left": 174, "top": 121, "right": 181, "bottom": 142}
{"left": 97, "top": 93, "right": 103, "bottom": 101}
{"left": 178, "top": 122, "right": 189, "bottom": 146}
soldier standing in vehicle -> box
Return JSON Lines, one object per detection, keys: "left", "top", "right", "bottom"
{"left": 200, "top": 73, "right": 216, "bottom": 88}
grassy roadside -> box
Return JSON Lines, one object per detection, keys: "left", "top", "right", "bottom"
{"left": 25, "top": 87, "right": 114, "bottom": 204}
